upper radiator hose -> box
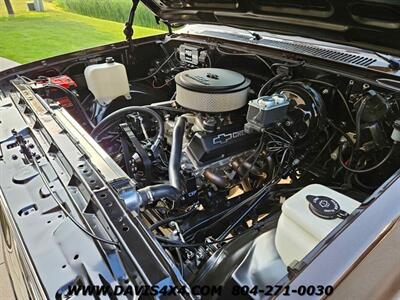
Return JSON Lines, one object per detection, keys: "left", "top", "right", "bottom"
{"left": 169, "top": 115, "right": 186, "bottom": 191}
{"left": 134, "top": 115, "right": 187, "bottom": 208}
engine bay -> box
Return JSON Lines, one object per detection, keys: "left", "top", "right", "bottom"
{"left": 5, "top": 38, "right": 400, "bottom": 294}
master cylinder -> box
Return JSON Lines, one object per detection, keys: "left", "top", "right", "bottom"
{"left": 245, "top": 92, "right": 290, "bottom": 133}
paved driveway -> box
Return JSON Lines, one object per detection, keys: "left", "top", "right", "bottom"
{"left": 0, "top": 57, "right": 20, "bottom": 71}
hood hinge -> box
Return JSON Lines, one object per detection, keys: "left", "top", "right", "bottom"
{"left": 155, "top": 16, "right": 172, "bottom": 35}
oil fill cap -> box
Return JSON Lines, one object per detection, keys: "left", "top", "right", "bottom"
{"left": 306, "top": 195, "right": 349, "bottom": 219}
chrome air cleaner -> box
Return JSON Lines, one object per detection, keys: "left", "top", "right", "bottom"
{"left": 175, "top": 68, "right": 250, "bottom": 112}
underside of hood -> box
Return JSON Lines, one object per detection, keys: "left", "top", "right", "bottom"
{"left": 141, "top": 0, "right": 400, "bottom": 57}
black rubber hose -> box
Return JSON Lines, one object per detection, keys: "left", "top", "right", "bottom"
{"left": 90, "top": 106, "right": 164, "bottom": 153}
{"left": 258, "top": 73, "right": 286, "bottom": 98}
{"left": 137, "top": 184, "right": 180, "bottom": 203}
{"left": 169, "top": 116, "right": 186, "bottom": 191}
{"left": 135, "top": 116, "right": 187, "bottom": 205}
{"left": 355, "top": 98, "right": 367, "bottom": 149}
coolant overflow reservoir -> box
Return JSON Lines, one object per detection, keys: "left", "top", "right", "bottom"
{"left": 84, "top": 57, "right": 130, "bottom": 105}
{"left": 275, "top": 184, "right": 360, "bottom": 266}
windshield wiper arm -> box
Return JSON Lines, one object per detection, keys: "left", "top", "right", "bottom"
{"left": 248, "top": 31, "right": 262, "bottom": 41}
{"left": 375, "top": 52, "right": 400, "bottom": 70}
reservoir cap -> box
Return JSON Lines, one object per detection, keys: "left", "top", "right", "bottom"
{"left": 306, "top": 195, "right": 349, "bottom": 219}
{"left": 105, "top": 57, "right": 115, "bottom": 63}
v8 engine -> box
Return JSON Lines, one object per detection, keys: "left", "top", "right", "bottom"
{"left": 16, "top": 41, "right": 399, "bottom": 293}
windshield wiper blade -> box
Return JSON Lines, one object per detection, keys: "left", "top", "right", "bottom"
{"left": 375, "top": 52, "right": 400, "bottom": 70}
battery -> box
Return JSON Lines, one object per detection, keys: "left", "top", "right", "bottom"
{"left": 35, "top": 75, "right": 78, "bottom": 108}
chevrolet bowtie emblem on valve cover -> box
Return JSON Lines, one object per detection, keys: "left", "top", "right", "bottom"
{"left": 213, "top": 130, "right": 246, "bottom": 145}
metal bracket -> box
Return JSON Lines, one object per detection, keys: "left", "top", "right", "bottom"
{"left": 119, "top": 122, "right": 152, "bottom": 183}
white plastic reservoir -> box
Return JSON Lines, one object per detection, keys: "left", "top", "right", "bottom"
{"left": 84, "top": 57, "right": 131, "bottom": 105}
{"left": 275, "top": 184, "right": 360, "bottom": 266}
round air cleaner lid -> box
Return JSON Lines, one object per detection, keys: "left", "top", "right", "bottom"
{"left": 175, "top": 68, "right": 249, "bottom": 93}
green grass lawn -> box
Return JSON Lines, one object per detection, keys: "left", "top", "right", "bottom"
{"left": 0, "top": 0, "right": 28, "bottom": 16}
{"left": 56, "top": 0, "right": 165, "bottom": 30}
{"left": 0, "top": 1, "right": 164, "bottom": 63}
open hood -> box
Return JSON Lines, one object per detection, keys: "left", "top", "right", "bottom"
{"left": 141, "top": 0, "right": 400, "bottom": 57}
